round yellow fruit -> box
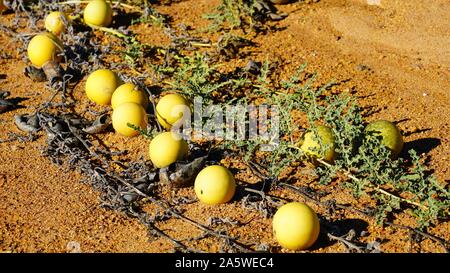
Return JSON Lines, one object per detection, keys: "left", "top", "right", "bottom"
{"left": 83, "top": 0, "right": 112, "bottom": 27}
{"left": 85, "top": 69, "right": 120, "bottom": 105}
{"left": 156, "top": 94, "right": 190, "bottom": 129}
{"left": 111, "top": 102, "right": 147, "bottom": 137}
{"left": 194, "top": 165, "right": 236, "bottom": 205}
{"left": 27, "top": 33, "right": 62, "bottom": 68}
{"left": 273, "top": 202, "right": 320, "bottom": 250}
{"left": 300, "top": 125, "right": 336, "bottom": 163}
{"left": 148, "top": 132, "right": 188, "bottom": 168}
{"left": 111, "top": 83, "right": 149, "bottom": 110}
{"left": 45, "top": 11, "right": 68, "bottom": 35}
{"left": 365, "top": 120, "right": 404, "bottom": 157}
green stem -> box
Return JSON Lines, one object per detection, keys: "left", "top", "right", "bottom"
{"left": 316, "top": 158, "right": 428, "bottom": 210}
{"left": 86, "top": 23, "right": 134, "bottom": 41}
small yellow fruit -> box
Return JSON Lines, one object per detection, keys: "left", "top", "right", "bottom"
{"left": 148, "top": 132, "right": 189, "bottom": 168}
{"left": 27, "top": 33, "right": 62, "bottom": 68}
{"left": 272, "top": 202, "right": 320, "bottom": 250}
{"left": 111, "top": 102, "right": 147, "bottom": 137}
{"left": 300, "top": 125, "right": 336, "bottom": 163}
{"left": 85, "top": 69, "right": 120, "bottom": 105}
{"left": 156, "top": 94, "right": 190, "bottom": 129}
{"left": 194, "top": 165, "right": 236, "bottom": 205}
{"left": 111, "top": 83, "right": 149, "bottom": 110}
{"left": 83, "top": 0, "right": 113, "bottom": 27}
{"left": 45, "top": 11, "right": 68, "bottom": 35}
{"left": 365, "top": 120, "right": 404, "bottom": 157}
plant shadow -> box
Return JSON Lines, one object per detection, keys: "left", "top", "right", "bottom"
{"left": 361, "top": 105, "right": 381, "bottom": 117}
{"left": 311, "top": 218, "right": 370, "bottom": 250}
{"left": 0, "top": 97, "right": 28, "bottom": 113}
{"left": 112, "top": 11, "right": 142, "bottom": 28}
{"left": 394, "top": 118, "right": 410, "bottom": 125}
{"left": 401, "top": 138, "right": 441, "bottom": 157}
{"left": 402, "top": 128, "right": 431, "bottom": 137}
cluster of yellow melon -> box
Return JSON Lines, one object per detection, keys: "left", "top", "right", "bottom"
{"left": 25, "top": 0, "right": 114, "bottom": 69}
{"left": 85, "top": 69, "right": 147, "bottom": 136}
{"left": 23, "top": 0, "right": 239, "bottom": 213}
{"left": 84, "top": 68, "right": 239, "bottom": 204}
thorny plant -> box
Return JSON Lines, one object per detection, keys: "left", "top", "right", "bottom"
{"left": 151, "top": 49, "right": 448, "bottom": 248}
{"left": 140, "top": 35, "right": 449, "bottom": 237}
{"left": 1, "top": 0, "right": 448, "bottom": 253}
{"left": 12, "top": 108, "right": 264, "bottom": 252}
{"left": 219, "top": 63, "right": 449, "bottom": 230}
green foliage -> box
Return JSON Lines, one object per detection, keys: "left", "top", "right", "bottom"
{"left": 127, "top": 122, "right": 160, "bottom": 138}
{"left": 214, "top": 60, "right": 449, "bottom": 229}
{"left": 204, "top": 0, "right": 256, "bottom": 32}
{"left": 121, "top": 41, "right": 145, "bottom": 66}
{"left": 130, "top": 5, "right": 170, "bottom": 27}
{"left": 204, "top": 0, "right": 282, "bottom": 33}
{"left": 216, "top": 33, "right": 254, "bottom": 59}
{"left": 402, "top": 150, "right": 450, "bottom": 227}
{"left": 108, "top": 9, "right": 448, "bottom": 229}
{"left": 160, "top": 52, "right": 252, "bottom": 104}
{"left": 165, "top": 53, "right": 227, "bottom": 102}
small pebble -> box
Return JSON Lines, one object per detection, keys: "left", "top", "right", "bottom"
{"left": 10, "top": 145, "right": 22, "bottom": 151}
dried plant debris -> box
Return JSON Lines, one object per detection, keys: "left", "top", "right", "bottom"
{"left": 16, "top": 109, "right": 259, "bottom": 252}
{"left": 327, "top": 230, "right": 380, "bottom": 253}
{"left": 241, "top": 194, "right": 274, "bottom": 218}
{"left": 24, "top": 66, "right": 47, "bottom": 82}
{"left": 130, "top": 5, "right": 172, "bottom": 27}
{"left": 215, "top": 34, "right": 254, "bottom": 59}
{"left": 165, "top": 26, "right": 212, "bottom": 51}
{"left": 159, "top": 155, "right": 207, "bottom": 188}
{"left": 14, "top": 113, "right": 41, "bottom": 133}
{"left": 82, "top": 114, "right": 112, "bottom": 134}
{"left": 207, "top": 217, "right": 240, "bottom": 227}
